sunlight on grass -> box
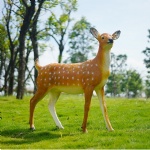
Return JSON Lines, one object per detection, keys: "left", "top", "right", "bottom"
{"left": 0, "top": 95, "right": 150, "bottom": 149}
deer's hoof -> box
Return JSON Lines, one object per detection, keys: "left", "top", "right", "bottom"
{"left": 81, "top": 127, "right": 88, "bottom": 133}
{"left": 30, "top": 127, "right": 35, "bottom": 131}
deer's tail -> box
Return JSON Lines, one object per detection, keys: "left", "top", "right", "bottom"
{"left": 35, "top": 58, "right": 41, "bottom": 71}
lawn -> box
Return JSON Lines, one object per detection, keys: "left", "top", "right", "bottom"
{"left": 0, "top": 94, "right": 150, "bottom": 149}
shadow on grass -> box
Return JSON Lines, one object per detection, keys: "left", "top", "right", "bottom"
{"left": 1, "top": 128, "right": 65, "bottom": 146}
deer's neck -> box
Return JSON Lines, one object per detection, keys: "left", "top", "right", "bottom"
{"left": 94, "top": 45, "right": 111, "bottom": 71}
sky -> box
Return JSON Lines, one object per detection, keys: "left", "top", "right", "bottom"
{"left": 74, "top": 0, "right": 150, "bottom": 78}
{"left": 0, "top": 0, "right": 150, "bottom": 78}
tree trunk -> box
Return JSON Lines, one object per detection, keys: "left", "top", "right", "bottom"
{"left": 58, "top": 44, "right": 64, "bottom": 63}
{"left": 30, "top": 30, "right": 39, "bottom": 92}
{"left": 8, "top": 54, "right": 15, "bottom": 95}
{"left": 16, "top": 1, "right": 35, "bottom": 99}
{"left": 16, "top": 38, "right": 26, "bottom": 99}
{"left": 29, "top": 0, "right": 45, "bottom": 92}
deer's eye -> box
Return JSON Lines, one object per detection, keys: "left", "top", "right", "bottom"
{"left": 101, "top": 36, "right": 105, "bottom": 40}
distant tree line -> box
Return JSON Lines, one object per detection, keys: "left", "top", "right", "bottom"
{"left": 0, "top": 0, "right": 149, "bottom": 99}
{"left": 143, "top": 29, "right": 150, "bottom": 98}
{"left": 106, "top": 53, "right": 143, "bottom": 98}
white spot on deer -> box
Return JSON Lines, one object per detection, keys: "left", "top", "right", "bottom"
{"left": 92, "top": 77, "right": 94, "bottom": 80}
{"left": 77, "top": 71, "right": 79, "bottom": 74}
{"left": 86, "top": 64, "right": 89, "bottom": 66}
{"left": 72, "top": 77, "right": 74, "bottom": 80}
{"left": 92, "top": 72, "right": 94, "bottom": 75}
{"left": 67, "top": 77, "right": 69, "bottom": 80}
{"left": 87, "top": 78, "right": 89, "bottom": 81}
{"left": 87, "top": 71, "right": 89, "bottom": 74}
{"left": 78, "top": 66, "right": 80, "bottom": 69}
{"left": 95, "top": 64, "right": 98, "bottom": 67}
{"left": 91, "top": 64, "right": 93, "bottom": 67}
{"left": 62, "top": 76, "right": 64, "bottom": 79}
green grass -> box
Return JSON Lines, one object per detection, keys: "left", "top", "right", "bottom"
{"left": 0, "top": 94, "right": 150, "bottom": 149}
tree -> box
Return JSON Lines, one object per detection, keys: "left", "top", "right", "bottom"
{"left": 106, "top": 53, "right": 127, "bottom": 97}
{"left": 2, "top": 0, "right": 20, "bottom": 95}
{"left": 64, "top": 17, "right": 95, "bottom": 63}
{"left": 2, "top": 0, "right": 36, "bottom": 98}
{"left": 0, "top": 23, "right": 8, "bottom": 94}
{"left": 123, "top": 70, "right": 143, "bottom": 98}
{"left": 45, "top": 0, "right": 77, "bottom": 63}
{"left": 143, "top": 29, "right": 150, "bottom": 98}
{"left": 16, "top": 0, "right": 36, "bottom": 99}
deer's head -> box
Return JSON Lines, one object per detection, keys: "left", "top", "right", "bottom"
{"left": 90, "top": 28, "right": 121, "bottom": 50}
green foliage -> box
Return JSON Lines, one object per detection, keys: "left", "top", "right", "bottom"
{"left": 1, "top": 95, "right": 150, "bottom": 149}
{"left": 0, "top": 23, "right": 8, "bottom": 55}
{"left": 123, "top": 70, "right": 143, "bottom": 98}
{"left": 143, "top": 29, "right": 150, "bottom": 98}
{"left": 143, "top": 30, "right": 150, "bottom": 73}
{"left": 43, "top": 0, "right": 59, "bottom": 9}
{"left": 106, "top": 53, "right": 127, "bottom": 97}
{"left": 65, "top": 17, "right": 96, "bottom": 63}
{"left": 106, "top": 73, "right": 124, "bottom": 96}
{"left": 144, "top": 76, "right": 150, "bottom": 98}
{"left": 106, "top": 53, "right": 143, "bottom": 98}
{"left": 45, "top": 0, "right": 78, "bottom": 63}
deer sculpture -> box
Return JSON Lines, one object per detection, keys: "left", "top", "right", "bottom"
{"left": 29, "top": 28, "right": 121, "bottom": 133}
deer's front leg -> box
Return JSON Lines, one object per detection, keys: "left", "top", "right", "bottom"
{"left": 82, "top": 87, "right": 93, "bottom": 133}
{"left": 96, "top": 87, "right": 114, "bottom": 131}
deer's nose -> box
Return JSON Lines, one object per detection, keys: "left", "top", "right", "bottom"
{"left": 108, "top": 39, "right": 113, "bottom": 44}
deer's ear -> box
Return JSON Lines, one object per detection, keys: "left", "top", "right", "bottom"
{"left": 90, "top": 28, "right": 100, "bottom": 39}
{"left": 112, "top": 30, "right": 121, "bottom": 40}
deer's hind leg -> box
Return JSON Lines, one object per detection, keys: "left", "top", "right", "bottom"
{"left": 48, "top": 91, "right": 64, "bottom": 129}
{"left": 29, "top": 89, "right": 47, "bottom": 130}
